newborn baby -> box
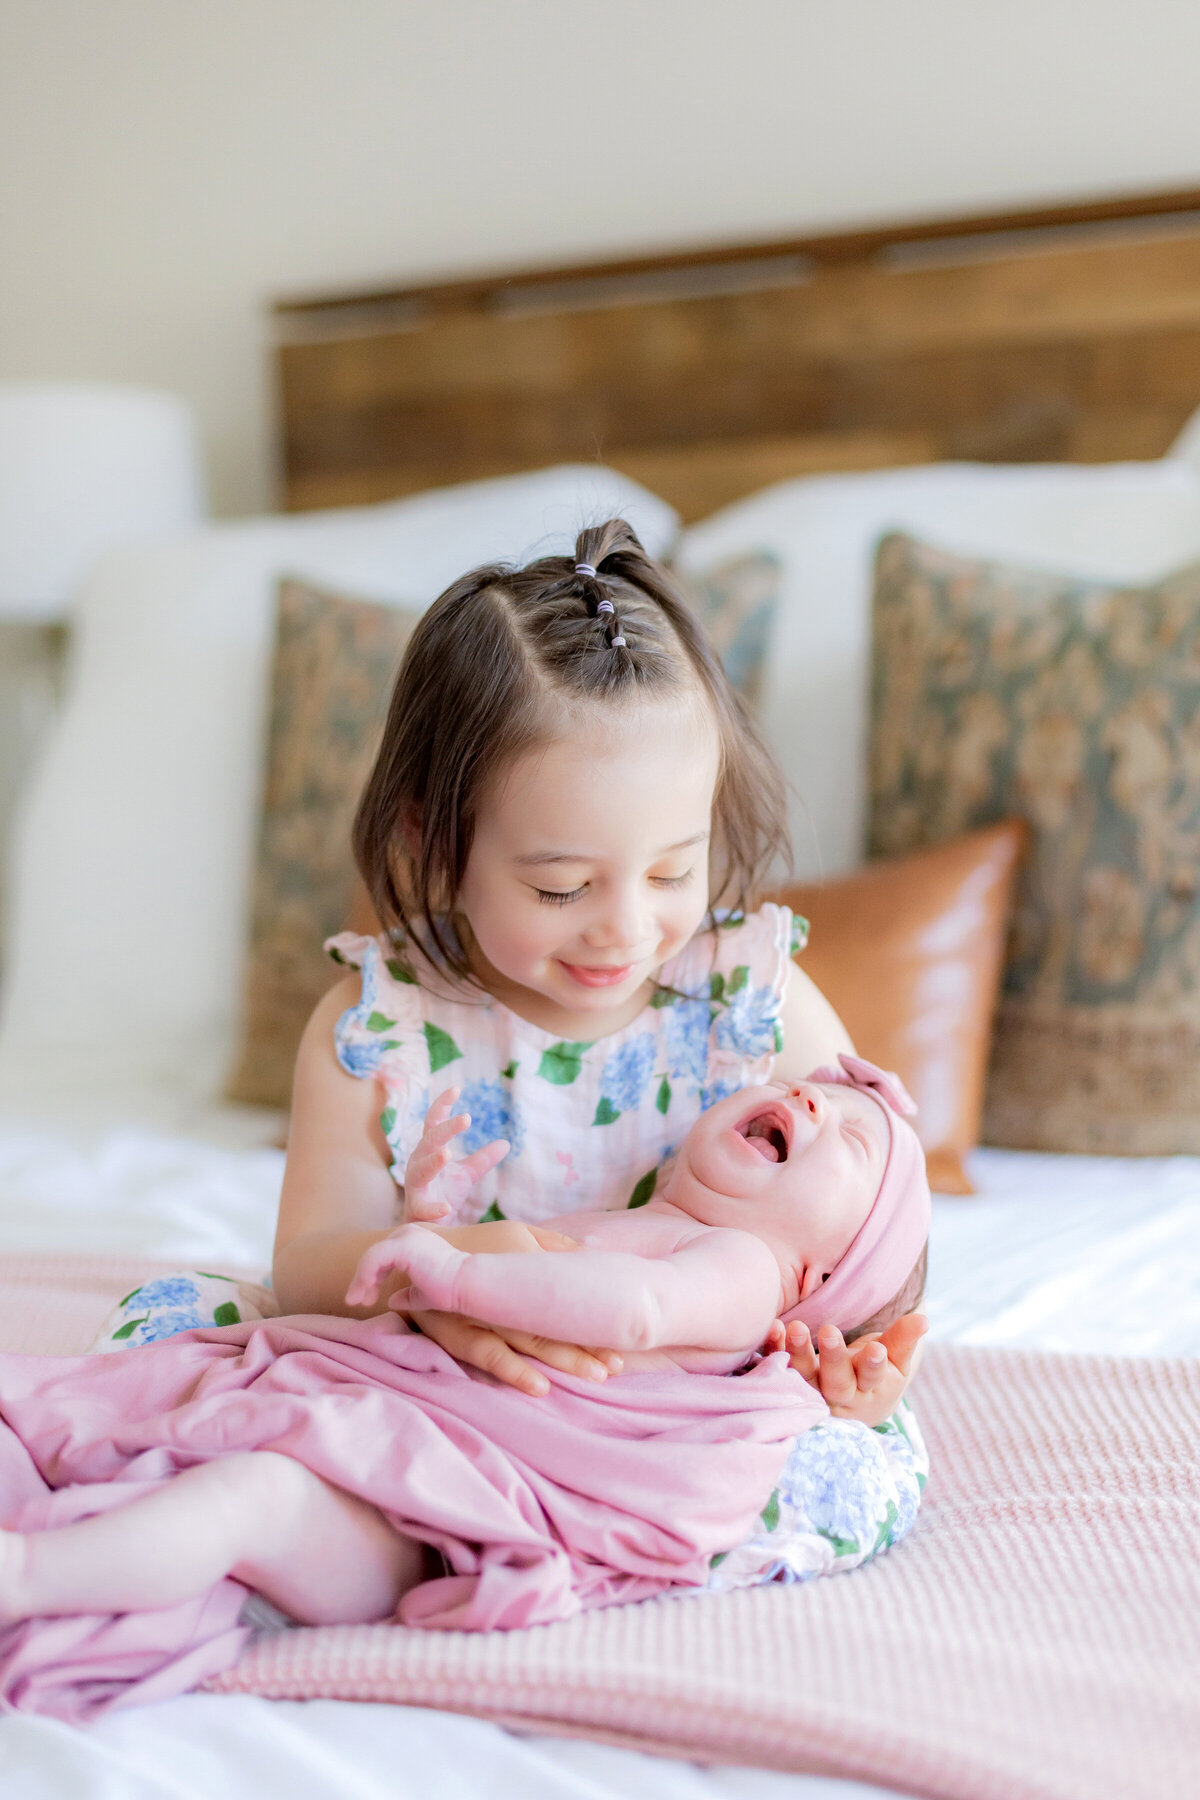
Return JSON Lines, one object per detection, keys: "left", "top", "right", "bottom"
{"left": 348, "top": 1055, "right": 932, "bottom": 1370}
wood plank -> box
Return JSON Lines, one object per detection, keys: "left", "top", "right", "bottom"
{"left": 280, "top": 320, "right": 1200, "bottom": 493}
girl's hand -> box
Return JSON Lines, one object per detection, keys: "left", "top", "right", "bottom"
{"left": 417, "top": 1312, "right": 623, "bottom": 1397}
{"left": 402, "top": 1086, "right": 510, "bottom": 1223}
{"left": 765, "top": 1311, "right": 928, "bottom": 1427}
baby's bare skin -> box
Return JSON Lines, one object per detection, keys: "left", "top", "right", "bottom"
{"left": 348, "top": 1076, "right": 891, "bottom": 1372}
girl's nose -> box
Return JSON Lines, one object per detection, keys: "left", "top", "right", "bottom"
{"left": 584, "top": 886, "right": 648, "bottom": 951}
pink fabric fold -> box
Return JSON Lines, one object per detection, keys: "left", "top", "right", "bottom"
{"left": 0, "top": 1312, "right": 820, "bottom": 1721}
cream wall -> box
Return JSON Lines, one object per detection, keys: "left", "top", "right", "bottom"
{"left": 2, "top": 0, "right": 1200, "bottom": 515}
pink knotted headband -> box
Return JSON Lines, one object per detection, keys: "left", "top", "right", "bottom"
{"left": 781, "top": 1054, "right": 930, "bottom": 1335}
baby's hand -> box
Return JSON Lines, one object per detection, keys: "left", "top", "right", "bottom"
{"left": 345, "top": 1223, "right": 461, "bottom": 1312}
{"left": 765, "top": 1311, "right": 928, "bottom": 1427}
{"left": 402, "top": 1086, "right": 510, "bottom": 1223}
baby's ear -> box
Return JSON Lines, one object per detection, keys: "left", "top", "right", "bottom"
{"left": 797, "top": 1264, "right": 830, "bottom": 1301}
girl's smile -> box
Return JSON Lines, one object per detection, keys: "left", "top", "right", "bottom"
{"left": 456, "top": 695, "right": 720, "bottom": 1039}
{"left": 557, "top": 959, "right": 636, "bottom": 988}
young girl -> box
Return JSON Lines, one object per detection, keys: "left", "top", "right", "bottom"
{"left": 273, "top": 517, "right": 923, "bottom": 1414}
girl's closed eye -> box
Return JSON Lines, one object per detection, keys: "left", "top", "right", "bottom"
{"left": 535, "top": 885, "right": 588, "bottom": 906}
{"left": 651, "top": 868, "right": 695, "bottom": 890}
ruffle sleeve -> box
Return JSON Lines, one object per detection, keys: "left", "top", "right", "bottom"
{"left": 657, "top": 903, "right": 804, "bottom": 1108}
{"left": 324, "top": 931, "right": 433, "bottom": 1181}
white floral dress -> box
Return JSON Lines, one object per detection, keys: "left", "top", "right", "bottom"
{"left": 324, "top": 904, "right": 807, "bottom": 1223}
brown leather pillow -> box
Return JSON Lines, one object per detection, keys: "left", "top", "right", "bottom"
{"left": 771, "top": 820, "right": 1027, "bottom": 1194}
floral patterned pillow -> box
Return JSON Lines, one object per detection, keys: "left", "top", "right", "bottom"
{"left": 679, "top": 551, "right": 781, "bottom": 713}
{"left": 225, "top": 579, "right": 420, "bottom": 1110}
{"left": 869, "top": 531, "right": 1200, "bottom": 1154}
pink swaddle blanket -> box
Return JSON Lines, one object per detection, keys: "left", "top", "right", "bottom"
{"left": 0, "top": 1311, "right": 820, "bottom": 1721}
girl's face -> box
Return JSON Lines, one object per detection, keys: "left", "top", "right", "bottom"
{"left": 457, "top": 696, "right": 720, "bottom": 1034}
{"left": 664, "top": 1079, "right": 890, "bottom": 1305}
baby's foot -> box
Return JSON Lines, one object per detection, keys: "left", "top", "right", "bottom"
{"left": 0, "top": 1529, "right": 30, "bottom": 1624}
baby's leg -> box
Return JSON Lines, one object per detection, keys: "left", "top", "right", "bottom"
{"left": 0, "top": 1451, "right": 425, "bottom": 1627}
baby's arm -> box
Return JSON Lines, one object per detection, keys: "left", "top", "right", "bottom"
{"left": 347, "top": 1223, "right": 782, "bottom": 1354}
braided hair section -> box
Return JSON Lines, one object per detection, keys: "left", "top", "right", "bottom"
{"left": 572, "top": 556, "right": 627, "bottom": 649}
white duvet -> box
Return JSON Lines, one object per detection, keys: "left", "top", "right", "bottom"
{"left": 1, "top": 1105, "right": 1197, "bottom": 1800}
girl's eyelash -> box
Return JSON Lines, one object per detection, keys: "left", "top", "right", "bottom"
{"left": 534, "top": 869, "right": 694, "bottom": 905}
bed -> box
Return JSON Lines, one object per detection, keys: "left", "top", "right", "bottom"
{"left": 3, "top": 189, "right": 1200, "bottom": 1799}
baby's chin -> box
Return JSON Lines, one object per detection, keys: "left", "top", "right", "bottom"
{"left": 659, "top": 1153, "right": 741, "bottom": 1223}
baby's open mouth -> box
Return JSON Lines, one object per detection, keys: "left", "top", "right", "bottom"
{"left": 736, "top": 1104, "right": 791, "bottom": 1163}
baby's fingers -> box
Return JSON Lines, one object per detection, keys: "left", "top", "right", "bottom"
{"left": 423, "top": 1087, "right": 462, "bottom": 1132}
{"left": 403, "top": 1191, "right": 453, "bottom": 1223}
{"left": 418, "top": 1111, "right": 471, "bottom": 1155}
{"left": 345, "top": 1238, "right": 408, "bottom": 1308}
{"left": 406, "top": 1118, "right": 469, "bottom": 1186}
{"left": 457, "top": 1138, "right": 511, "bottom": 1184}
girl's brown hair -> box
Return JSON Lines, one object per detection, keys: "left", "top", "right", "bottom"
{"left": 353, "top": 517, "right": 789, "bottom": 982}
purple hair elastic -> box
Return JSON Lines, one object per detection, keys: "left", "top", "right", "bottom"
{"left": 597, "top": 598, "right": 615, "bottom": 616}
{"left": 575, "top": 562, "right": 597, "bottom": 579}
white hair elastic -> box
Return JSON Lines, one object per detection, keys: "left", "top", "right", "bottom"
{"left": 574, "top": 562, "right": 597, "bottom": 579}
{"left": 596, "top": 598, "right": 615, "bottom": 615}
{"left": 611, "top": 635, "right": 627, "bottom": 647}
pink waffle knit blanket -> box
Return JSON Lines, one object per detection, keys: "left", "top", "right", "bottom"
{"left": 0, "top": 1296, "right": 819, "bottom": 1719}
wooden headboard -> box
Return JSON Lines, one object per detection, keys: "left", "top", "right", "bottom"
{"left": 274, "top": 186, "right": 1200, "bottom": 522}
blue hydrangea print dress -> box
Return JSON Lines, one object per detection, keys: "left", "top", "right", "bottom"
{"left": 324, "top": 904, "right": 807, "bottom": 1223}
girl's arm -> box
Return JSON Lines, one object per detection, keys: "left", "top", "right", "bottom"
{"left": 347, "top": 1224, "right": 783, "bottom": 1354}
{"left": 770, "top": 961, "right": 855, "bottom": 1084}
{"left": 272, "top": 979, "right": 409, "bottom": 1317}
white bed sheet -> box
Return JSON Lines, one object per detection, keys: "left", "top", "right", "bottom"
{"left": 1, "top": 1105, "right": 1197, "bottom": 1800}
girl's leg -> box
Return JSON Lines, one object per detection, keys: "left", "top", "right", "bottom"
{"left": 0, "top": 1451, "right": 426, "bottom": 1626}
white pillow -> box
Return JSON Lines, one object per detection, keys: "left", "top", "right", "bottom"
{"left": 676, "top": 459, "right": 1200, "bottom": 880}
{"left": 0, "top": 466, "right": 678, "bottom": 1105}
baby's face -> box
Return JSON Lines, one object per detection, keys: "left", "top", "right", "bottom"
{"left": 662, "top": 1080, "right": 891, "bottom": 1301}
